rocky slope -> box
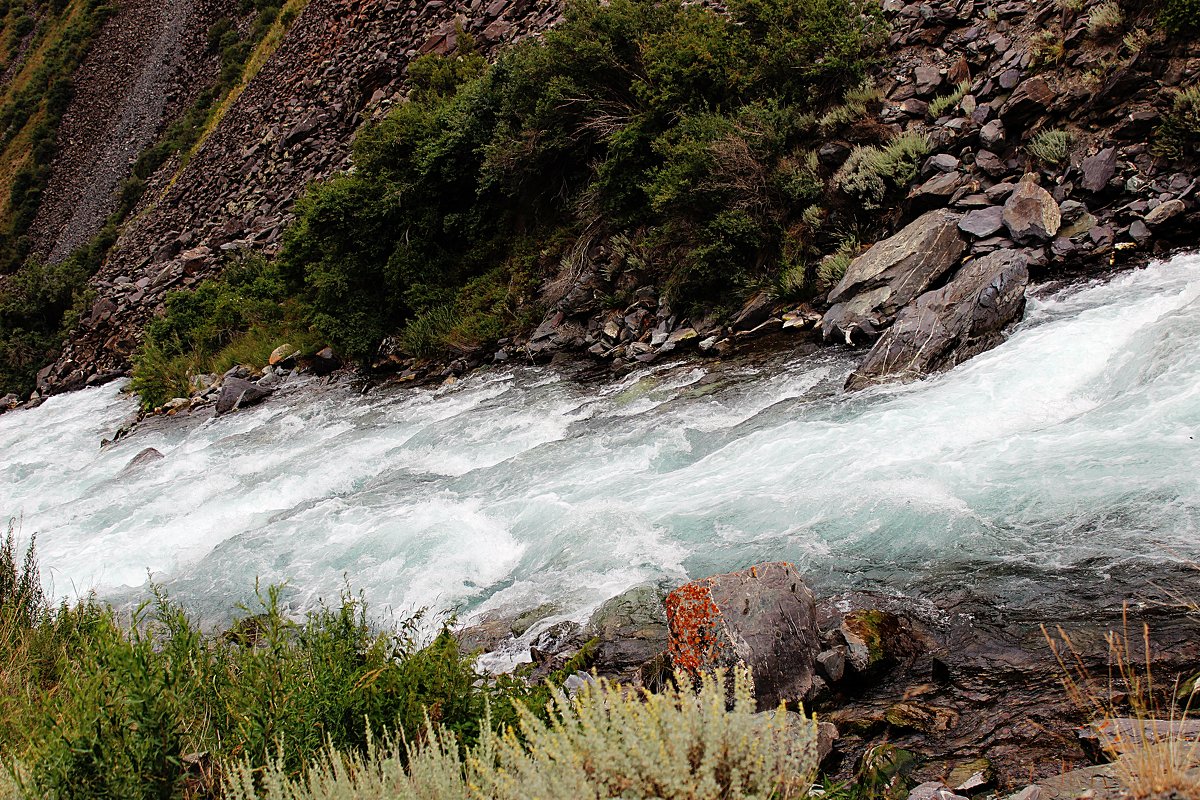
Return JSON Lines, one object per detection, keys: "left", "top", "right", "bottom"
{"left": 22, "top": 0, "right": 1197, "bottom": 402}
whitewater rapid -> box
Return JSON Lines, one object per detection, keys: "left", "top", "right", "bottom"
{"left": 3, "top": 256, "right": 1200, "bottom": 634}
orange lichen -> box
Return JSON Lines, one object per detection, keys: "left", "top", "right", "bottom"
{"left": 665, "top": 579, "right": 727, "bottom": 673}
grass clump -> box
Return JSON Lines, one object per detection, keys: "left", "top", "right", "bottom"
{"left": 1088, "top": 0, "right": 1124, "bottom": 36}
{"left": 1046, "top": 613, "right": 1200, "bottom": 800}
{"left": 226, "top": 667, "right": 820, "bottom": 800}
{"left": 129, "top": 252, "right": 320, "bottom": 409}
{"left": 1153, "top": 85, "right": 1200, "bottom": 161}
{"left": 833, "top": 130, "right": 930, "bottom": 210}
{"left": 1027, "top": 128, "right": 1072, "bottom": 165}
{"left": 927, "top": 80, "right": 970, "bottom": 119}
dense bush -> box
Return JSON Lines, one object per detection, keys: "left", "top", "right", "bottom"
{"left": 279, "top": 0, "right": 886, "bottom": 359}
{"left": 0, "top": 530, "right": 582, "bottom": 799}
{"left": 1153, "top": 85, "right": 1200, "bottom": 161}
{"left": 0, "top": 253, "right": 93, "bottom": 395}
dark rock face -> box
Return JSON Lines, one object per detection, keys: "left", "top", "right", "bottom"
{"left": 215, "top": 377, "right": 272, "bottom": 415}
{"left": 665, "top": 561, "right": 822, "bottom": 709}
{"left": 1002, "top": 177, "right": 1060, "bottom": 244}
{"left": 584, "top": 583, "right": 669, "bottom": 675}
{"left": 822, "top": 210, "right": 967, "bottom": 344}
{"left": 845, "top": 249, "right": 1029, "bottom": 391}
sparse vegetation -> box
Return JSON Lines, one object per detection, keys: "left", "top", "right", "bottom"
{"left": 1028, "top": 128, "right": 1072, "bottom": 166}
{"left": 1153, "top": 84, "right": 1200, "bottom": 161}
{"left": 1088, "top": 0, "right": 1124, "bottom": 36}
{"left": 833, "top": 130, "right": 931, "bottom": 210}
{"left": 927, "top": 80, "right": 970, "bottom": 119}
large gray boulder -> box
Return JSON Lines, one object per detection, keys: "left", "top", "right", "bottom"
{"left": 585, "top": 583, "right": 669, "bottom": 675}
{"left": 822, "top": 209, "right": 967, "bottom": 344}
{"left": 215, "top": 377, "right": 273, "bottom": 415}
{"left": 845, "top": 249, "right": 1029, "bottom": 391}
{"left": 1002, "top": 175, "right": 1061, "bottom": 244}
{"left": 665, "top": 562, "right": 822, "bottom": 709}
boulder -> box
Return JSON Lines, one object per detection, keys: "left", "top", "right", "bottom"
{"left": 958, "top": 206, "right": 1005, "bottom": 238}
{"left": 215, "top": 377, "right": 273, "bottom": 415}
{"left": 1000, "top": 76, "right": 1055, "bottom": 122}
{"left": 1145, "top": 198, "right": 1186, "bottom": 227}
{"left": 268, "top": 343, "right": 298, "bottom": 367}
{"left": 979, "top": 119, "right": 1006, "bottom": 149}
{"left": 585, "top": 584, "right": 669, "bottom": 675}
{"left": 1080, "top": 147, "right": 1118, "bottom": 193}
{"left": 118, "top": 447, "right": 164, "bottom": 477}
{"left": 822, "top": 210, "right": 967, "bottom": 344}
{"left": 1002, "top": 175, "right": 1061, "bottom": 244}
{"left": 308, "top": 346, "right": 342, "bottom": 376}
{"left": 665, "top": 562, "right": 822, "bottom": 708}
{"left": 845, "top": 249, "right": 1029, "bottom": 391}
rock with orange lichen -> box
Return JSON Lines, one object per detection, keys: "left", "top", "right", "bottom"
{"left": 664, "top": 561, "right": 822, "bottom": 709}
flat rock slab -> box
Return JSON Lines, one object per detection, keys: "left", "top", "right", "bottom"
{"left": 823, "top": 209, "right": 967, "bottom": 344}
{"left": 665, "top": 561, "right": 821, "bottom": 709}
{"left": 845, "top": 249, "right": 1029, "bottom": 391}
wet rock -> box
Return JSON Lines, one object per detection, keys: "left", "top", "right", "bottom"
{"left": 846, "top": 249, "right": 1029, "bottom": 391}
{"left": 1002, "top": 175, "right": 1061, "bottom": 244}
{"left": 665, "top": 561, "right": 821, "bottom": 709}
{"left": 119, "top": 447, "right": 164, "bottom": 476}
{"left": 585, "top": 584, "right": 669, "bottom": 675}
{"left": 215, "top": 377, "right": 272, "bottom": 415}
{"left": 1080, "top": 147, "right": 1118, "bottom": 193}
{"left": 958, "top": 206, "right": 1005, "bottom": 238}
{"left": 823, "top": 209, "right": 967, "bottom": 344}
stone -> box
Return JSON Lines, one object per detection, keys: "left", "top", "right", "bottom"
{"left": 1080, "top": 147, "right": 1118, "bottom": 193}
{"left": 913, "top": 65, "right": 943, "bottom": 97}
{"left": 979, "top": 118, "right": 1006, "bottom": 149}
{"left": 816, "top": 647, "right": 846, "bottom": 682}
{"left": 1001, "top": 77, "right": 1054, "bottom": 121}
{"left": 1002, "top": 175, "right": 1061, "bottom": 244}
{"left": 1144, "top": 198, "right": 1186, "bottom": 226}
{"left": 665, "top": 562, "right": 821, "bottom": 709}
{"left": 959, "top": 206, "right": 1005, "bottom": 238}
{"left": 1006, "top": 787, "right": 1040, "bottom": 800}
{"left": 974, "top": 149, "right": 1007, "bottom": 176}
{"left": 922, "top": 153, "right": 960, "bottom": 175}
{"left": 119, "top": 447, "right": 164, "bottom": 476}
{"left": 730, "top": 291, "right": 775, "bottom": 332}
{"left": 1059, "top": 212, "right": 1098, "bottom": 239}
{"left": 585, "top": 584, "right": 669, "bottom": 675}
{"left": 1129, "top": 219, "right": 1151, "bottom": 243}
{"left": 309, "top": 346, "right": 342, "bottom": 376}
{"left": 911, "top": 171, "right": 964, "bottom": 199}
{"left": 845, "top": 249, "right": 1029, "bottom": 391}
{"left": 268, "top": 343, "right": 298, "bottom": 366}
{"left": 215, "top": 377, "right": 272, "bottom": 415}
{"left": 822, "top": 209, "right": 967, "bottom": 344}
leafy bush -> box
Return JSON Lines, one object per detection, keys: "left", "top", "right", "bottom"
{"left": 1158, "top": 0, "right": 1200, "bottom": 32}
{"left": 280, "top": 0, "right": 886, "bottom": 354}
{"left": 1153, "top": 85, "right": 1200, "bottom": 161}
{"left": 1027, "top": 128, "right": 1072, "bottom": 165}
{"left": 226, "top": 667, "right": 820, "bottom": 800}
{"left": 129, "top": 252, "right": 319, "bottom": 408}
{"left": 927, "top": 80, "right": 970, "bottom": 119}
{"left": 1088, "top": 1, "right": 1124, "bottom": 36}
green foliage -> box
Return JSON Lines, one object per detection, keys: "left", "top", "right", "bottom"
{"left": 1153, "top": 84, "right": 1200, "bottom": 161}
{"left": 1027, "top": 128, "right": 1071, "bottom": 165}
{"left": 1088, "top": 0, "right": 1124, "bottom": 36}
{"left": 130, "top": 253, "right": 318, "bottom": 409}
{"left": 1158, "top": 0, "right": 1200, "bottom": 32}
{"left": 281, "top": 0, "right": 885, "bottom": 356}
{"left": 927, "top": 80, "right": 970, "bottom": 119}
{"left": 833, "top": 130, "right": 930, "bottom": 210}
{"left": 226, "top": 667, "right": 821, "bottom": 800}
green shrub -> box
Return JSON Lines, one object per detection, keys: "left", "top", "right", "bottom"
{"left": 833, "top": 130, "right": 930, "bottom": 209}
{"left": 1088, "top": 0, "right": 1124, "bottom": 35}
{"left": 226, "top": 667, "right": 820, "bottom": 800}
{"left": 1153, "top": 84, "right": 1200, "bottom": 160}
{"left": 927, "top": 80, "right": 970, "bottom": 119}
{"left": 1027, "top": 128, "right": 1071, "bottom": 165}
{"left": 1159, "top": 0, "right": 1200, "bottom": 32}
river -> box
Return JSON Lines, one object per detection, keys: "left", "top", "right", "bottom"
{"left": 2, "top": 255, "right": 1199, "bottom": 644}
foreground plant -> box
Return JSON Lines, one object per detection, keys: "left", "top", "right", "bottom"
{"left": 1045, "top": 612, "right": 1200, "bottom": 799}
{"left": 226, "top": 667, "right": 819, "bottom": 800}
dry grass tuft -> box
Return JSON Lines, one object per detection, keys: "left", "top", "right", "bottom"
{"left": 1045, "top": 610, "right": 1200, "bottom": 799}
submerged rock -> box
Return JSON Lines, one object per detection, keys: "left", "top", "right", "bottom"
{"left": 665, "top": 561, "right": 821, "bottom": 708}
{"left": 845, "top": 249, "right": 1029, "bottom": 391}
{"left": 118, "top": 447, "right": 164, "bottom": 476}
{"left": 822, "top": 209, "right": 967, "bottom": 344}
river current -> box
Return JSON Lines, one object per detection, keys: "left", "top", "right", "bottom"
{"left": 3, "top": 255, "right": 1199, "bottom": 640}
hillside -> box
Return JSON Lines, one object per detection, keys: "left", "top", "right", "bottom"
{"left": 0, "top": 0, "right": 1196, "bottom": 407}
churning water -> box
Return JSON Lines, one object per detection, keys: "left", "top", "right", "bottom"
{"left": 3, "top": 255, "right": 1200, "bottom": 635}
